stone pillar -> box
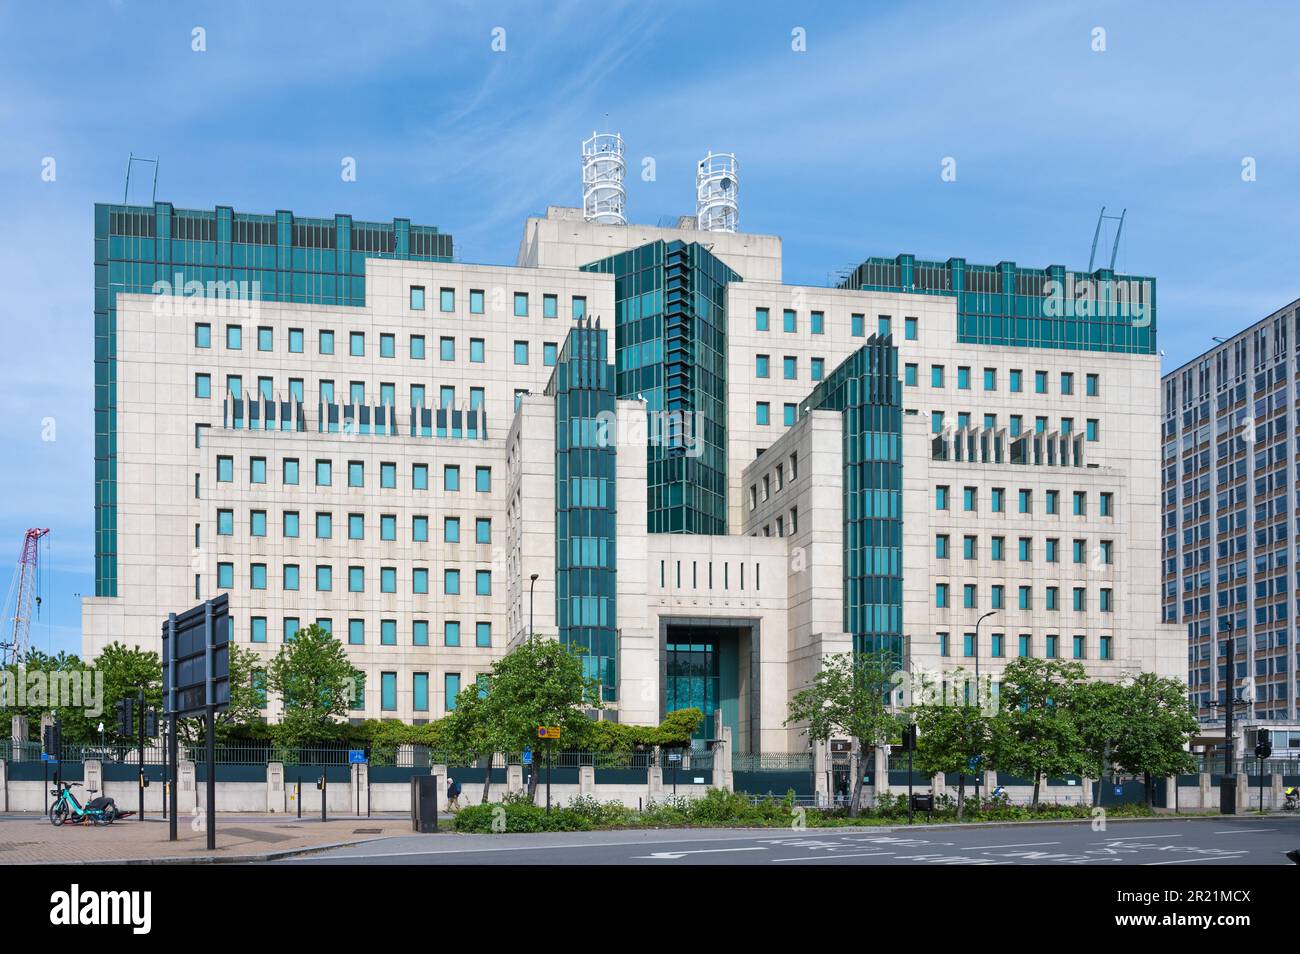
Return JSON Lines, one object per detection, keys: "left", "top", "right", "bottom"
{"left": 933, "top": 773, "right": 946, "bottom": 802}
{"left": 1272, "top": 773, "right": 1284, "bottom": 812}
{"left": 578, "top": 764, "right": 595, "bottom": 795}
{"left": 351, "top": 762, "right": 369, "bottom": 815}
{"left": 506, "top": 763, "right": 524, "bottom": 795}
{"left": 813, "top": 741, "right": 829, "bottom": 808}
{"left": 11, "top": 714, "right": 28, "bottom": 745}
{"left": 1200, "top": 772, "right": 1212, "bottom": 810}
{"left": 712, "top": 710, "right": 733, "bottom": 792}
{"left": 873, "top": 744, "right": 890, "bottom": 799}
{"left": 84, "top": 758, "right": 102, "bottom": 797}
{"left": 0, "top": 757, "right": 7, "bottom": 812}
{"left": 267, "top": 762, "right": 284, "bottom": 813}
{"left": 179, "top": 759, "right": 197, "bottom": 814}
{"left": 1165, "top": 776, "right": 1177, "bottom": 813}
{"left": 647, "top": 748, "right": 664, "bottom": 801}
{"left": 983, "top": 770, "right": 997, "bottom": 802}
{"left": 1237, "top": 772, "right": 1250, "bottom": 812}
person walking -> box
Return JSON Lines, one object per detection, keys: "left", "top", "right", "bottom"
{"left": 446, "top": 776, "right": 462, "bottom": 812}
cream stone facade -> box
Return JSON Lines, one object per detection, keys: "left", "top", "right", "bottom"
{"left": 83, "top": 205, "right": 1183, "bottom": 749}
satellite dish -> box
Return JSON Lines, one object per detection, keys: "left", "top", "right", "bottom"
{"left": 720, "top": 177, "right": 733, "bottom": 191}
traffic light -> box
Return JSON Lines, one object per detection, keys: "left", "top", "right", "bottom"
{"left": 115, "top": 697, "right": 134, "bottom": 735}
{"left": 1255, "top": 728, "right": 1272, "bottom": 760}
{"left": 901, "top": 723, "right": 918, "bottom": 752}
{"left": 144, "top": 708, "right": 159, "bottom": 738}
{"left": 42, "top": 722, "right": 61, "bottom": 758}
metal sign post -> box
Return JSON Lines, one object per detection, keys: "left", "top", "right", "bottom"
{"left": 161, "top": 595, "right": 229, "bottom": 847}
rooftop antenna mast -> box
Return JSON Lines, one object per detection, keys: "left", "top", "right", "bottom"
{"left": 124, "top": 153, "right": 160, "bottom": 205}
{"left": 1088, "top": 206, "right": 1126, "bottom": 271}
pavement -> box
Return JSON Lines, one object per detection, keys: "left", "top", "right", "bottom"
{"left": 270, "top": 815, "right": 1300, "bottom": 866}
{"left": 0, "top": 812, "right": 417, "bottom": 864}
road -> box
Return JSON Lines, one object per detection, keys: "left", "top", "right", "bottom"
{"left": 268, "top": 815, "right": 1297, "bottom": 865}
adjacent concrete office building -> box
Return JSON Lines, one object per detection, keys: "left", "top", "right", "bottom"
{"left": 1160, "top": 299, "right": 1300, "bottom": 754}
{"left": 84, "top": 194, "right": 1184, "bottom": 753}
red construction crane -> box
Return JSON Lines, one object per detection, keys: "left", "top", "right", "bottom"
{"left": 1, "top": 528, "right": 50, "bottom": 666}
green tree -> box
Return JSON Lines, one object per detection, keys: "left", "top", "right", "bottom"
{"left": 265, "top": 625, "right": 358, "bottom": 742}
{"left": 786, "top": 650, "right": 902, "bottom": 817}
{"left": 992, "top": 658, "right": 1088, "bottom": 807}
{"left": 1113, "top": 672, "right": 1198, "bottom": 807}
{"left": 177, "top": 644, "right": 267, "bottom": 744}
{"left": 95, "top": 642, "right": 164, "bottom": 746}
{"left": 441, "top": 680, "right": 498, "bottom": 805}
{"left": 908, "top": 668, "right": 993, "bottom": 820}
{"left": 1073, "top": 679, "right": 1128, "bottom": 807}
{"left": 476, "top": 634, "right": 602, "bottom": 803}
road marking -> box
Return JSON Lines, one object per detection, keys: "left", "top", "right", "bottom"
{"left": 1093, "top": 834, "right": 1183, "bottom": 841}
{"left": 958, "top": 841, "right": 1060, "bottom": 850}
{"left": 1143, "top": 855, "right": 1245, "bottom": 865}
{"left": 634, "top": 847, "right": 767, "bottom": 860}
{"left": 770, "top": 851, "right": 896, "bottom": 862}
{"left": 1214, "top": 828, "right": 1277, "bottom": 834}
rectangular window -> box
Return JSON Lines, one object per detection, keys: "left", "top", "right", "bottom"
{"left": 1100, "top": 492, "right": 1113, "bottom": 517}
{"left": 1009, "top": 369, "right": 1022, "bottom": 392}
{"left": 983, "top": 367, "right": 996, "bottom": 391}
{"left": 783, "top": 403, "right": 797, "bottom": 427}
{"left": 288, "top": 328, "right": 304, "bottom": 353}
{"left": 935, "top": 583, "right": 949, "bottom": 608}
{"left": 851, "top": 313, "right": 864, "bottom": 337}
{"left": 381, "top": 620, "right": 396, "bottom": 647}
{"left": 904, "top": 317, "right": 918, "bottom": 340}
{"left": 195, "top": 323, "right": 211, "bottom": 348}
{"left": 348, "top": 513, "right": 364, "bottom": 540}
{"left": 283, "top": 565, "right": 299, "bottom": 591}
{"left": 475, "top": 466, "right": 491, "bottom": 492}
{"left": 811, "top": 311, "right": 825, "bottom": 334}
{"left": 572, "top": 296, "right": 587, "bottom": 319}
{"left": 1086, "top": 419, "right": 1099, "bottom": 441}
{"left": 440, "top": 287, "right": 455, "bottom": 312}
{"left": 380, "top": 514, "right": 396, "bottom": 540}
{"left": 381, "top": 567, "right": 396, "bottom": 593}
{"left": 935, "top": 534, "right": 949, "bottom": 559}
{"left": 543, "top": 342, "right": 558, "bottom": 366}
{"left": 413, "top": 515, "right": 429, "bottom": 542}
{"left": 216, "top": 509, "right": 233, "bottom": 535}
{"left": 250, "top": 457, "right": 267, "bottom": 484}
{"left": 413, "top": 464, "right": 428, "bottom": 490}
{"left": 319, "top": 330, "right": 335, "bottom": 355}
{"left": 410, "top": 286, "right": 425, "bottom": 310}
{"left": 348, "top": 460, "right": 364, "bottom": 488}
{"left": 475, "top": 518, "right": 491, "bottom": 544}
{"left": 783, "top": 356, "right": 797, "bottom": 380}
{"left": 250, "top": 510, "right": 267, "bottom": 537}
{"left": 444, "top": 516, "right": 460, "bottom": 543}
{"left": 991, "top": 487, "right": 1004, "bottom": 512}
{"left": 476, "top": 570, "right": 491, "bottom": 595}
{"left": 1086, "top": 373, "right": 1099, "bottom": 397}
{"left": 226, "top": 325, "right": 242, "bottom": 350}
{"left": 756, "top": 307, "right": 770, "bottom": 331}
{"left": 756, "top": 402, "right": 770, "bottom": 425}
{"left": 382, "top": 672, "right": 397, "bottom": 712}
{"left": 413, "top": 568, "right": 429, "bottom": 594}
{"left": 991, "top": 536, "right": 1004, "bottom": 560}
{"left": 1100, "top": 635, "right": 1112, "bottom": 659}
{"left": 315, "top": 512, "right": 332, "bottom": 539}
{"left": 1034, "top": 370, "right": 1047, "bottom": 394}
{"left": 931, "top": 365, "right": 944, "bottom": 388}
{"left": 470, "top": 338, "right": 485, "bottom": 362}
{"left": 413, "top": 620, "right": 429, "bottom": 646}
{"left": 251, "top": 617, "right": 267, "bottom": 643}
{"left": 957, "top": 366, "right": 970, "bottom": 390}
{"left": 439, "top": 336, "right": 455, "bottom": 361}
{"left": 963, "top": 486, "right": 977, "bottom": 511}
{"left": 316, "top": 565, "right": 332, "bottom": 592}
{"left": 1046, "top": 490, "right": 1059, "bottom": 514}
{"left": 1046, "top": 635, "right": 1059, "bottom": 659}
{"left": 1073, "top": 491, "right": 1086, "bottom": 516}
{"left": 783, "top": 309, "right": 796, "bottom": 333}
{"left": 1018, "top": 537, "right": 1031, "bottom": 561}
{"left": 476, "top": 622, "right": 492, "bottom": 647}
{"left": 444, "top": 673, "right": 461, "bottom": 712}
{"left": 217, "top": 563, "right": 233, "bottom": 588}
{"left": 349, "top": 566, "right": 364, "bottom": 593}
{"left": 514, "top": 340, "right": 529, "bottom": 365}
{"left": 1019, "top": 634, "right": 1032, "bottom": 658}
{"left": 444, "top": 569, "right": 461, "bottom": 595}
{"left": 513, "top": 292, "right": 529, "bottom": 317}
{"left": 194, "top": 373, "right": 211, "bottom": 398}
{"left": 877, "top": 315, "right": 890, "bottom": 337}
{"left": 283, "top": 511, "right": 299, "bottom": 538}
{"left": 904, "top": 363, "right": 917, "bottom": 386}
{"left": 935, "top": 485, "right": 949, "bottom": 510}
{"left": 445, "top": 465, "right": 460, "bottom": 491}
{"left": 1060, "top": 372, "right": 1074, "bottom": 395}
{"left": 755, "top": 354, "right": 770, "bottom": 378}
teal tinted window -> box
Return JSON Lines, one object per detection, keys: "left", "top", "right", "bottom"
{"left": 319, "top": 330, "right": 335, "bottom": 355}
{"left": 784, "top": 404, "right": 797, "bottom": 426}
{"left": 257, "top": 326, "right": 273, "bottom": 351}
{"left": 288, "top": 328, "right": 303, "bottom": 353}
{"left": 811, "top": 311, "right": 824, "bottom": 334}
{"left": 756, "top": 402, "right": 769, "bottom": 425}
{"left": 382, "top": 672, "right": 397, "bottom": 711}
{"left": 931, "top": 365, "right": 944, "bottom": 387}
{"left": 444, "top": 516, "right": 460, "bottom": 542}
{"left": 783, "top": 356, "right": 797, "bottom": 379}
{"left": 413, "top": 515, "right": 428, "bottom": 542}
{"left": 851, "top": 313, "right": 864, "bottom": 336}
{"left": 284, "top": 565, "right": 299, "bottom": 591}
{"left": 195, "top": 323, "right": 211, "bottom": 348}
{"left": 444, "top": 465, "right": 459, "bottom": 491}
{"left": 514, "top": 292, "right": 529, "bottom": 316}
{"left": 476, "top": 622, "right": 491, "bottom": 647}
{"left": 783, "top": 309, "right": 796, "bottom": 332}
{"left": 1034, "top": 370, "right": 1047, "bottom": 393}
{"left": 250, "top": 565, "right": 267, "bottom": 590}
{"left": 811, "top": 357, "right": 825, "bottom": 380}
{"left": 957, "top": 366, "right": 970, "bottom": 390}
{"left": 316, "top": 565, "right": 332, "bottom": 591}
{"left": 381, "top": 514, "right": 396, "bottom": 540}
{"left": 250, "top": 511, "right": 266, "bottom": 537}
{"left": 413, "top": 620, "right": 429, "bottom": 646}
{"left": 411, "top": 335, "right": 426, "bottom": 359}
{"left": 444, "top": 673, "right": 460, "bottom": 711}
{"left": 195, "top": 373, "right": 211, "bottom": 398}
{"left": 470, "top": 289, "right": 484, "bottom": 314}
{"left": 470, "top": 338, "right": 485, "bottom": 362}
{"left": 877, "top": 315, "right": 890, "bottom": 337}
{"left": 514, "top": 340, "right": 528, "bottom": 364}
{"left": 756, "top": 307, "right": 769, "bottom": 331}
{"left": 348, "top": 513, "right": 364, "bottom": 540}
{"left": 444, "top": 620, "right": 461, "bottom": 646}
{"left": 315, "top": 512, "right": 332, "bottom": 538}
{"left": 1009, "top": 369, "right": 1022, "bottom": 392}
{"left": 444, "top": 569, "right": 460, "bottom": 594}
{"left": 440, "top": 336, "right": 455, "bottom": 361}
{"left": 544, "top": 342, "right": 558, "bottom": 366}
{"left": 217, "top": 509, "right": 233, "bottom": 535}
{"left": 251, "top": 617, "right": 267, "bottom": 643}
{"left": 755, "top": 354, "right": 769, "bottom": 378}
{"left": 381, "top": 567, "right": 396, "bottom": 592}
{"left": 904, "top": 317, "right": 917, "bottom": 340}
{"left": 904, "top": 363, "right": 917, "bottom": 386}
{"left": 413, "top": 673, "right": 428, "bottom": 711}
{"left": 226, "top": 325, "right": 242, "bottom": 350}
{"left": 543, "top": 294, "right": 557, "bottom": 318}
{"left": 413, "top": 464, "right": 428, "bottom": 490}
{"left": 476, "top": 518, "right": 491, "bottom": 544}
{"left": 380, "top": 333, "right": 395, "bottom": 358}
{"left": 475, "top": 466, "right": 491, "bottom": 492}
{"left": 410, "top": 286, "right": 425, "bottom": 310}
{"left": 440, "top": 288, "right": 455, "bottom": 312}
{"left": 217, "top": 456, "right": 233, "bottom": 482}
{"left": 935, "top": 534, "right": 949, "bottom": 558}
{"left": 283, "top": 511, "right": 299, "bottom": 537}
{"left": 413, "top": 568, "right": 429, "bottom": 594}
{"left": 348, "top": 461, "right": 363, "bottom": 487}
{"left": 572, "top": 297, "right": 587, "bottom": 319}
{"left": 476, "top": 570, "right": 491, "bottom": 595}
{"left": 217, "top": 562, "right": 233, "bottom": 588}
{"left": 1086, "top": 419, "right": 1098, "bottom": 441}
{"left": 382, "top": 619, "right": 396, "bottom": 646}
{"left": 316, "top": 460, "right": 331, "bottom": 486}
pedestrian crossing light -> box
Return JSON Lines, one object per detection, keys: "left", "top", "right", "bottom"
{"left": 115, "top": 697, "right": 134, "bottom": 736}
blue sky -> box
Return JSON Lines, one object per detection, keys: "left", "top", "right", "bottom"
{"left": 1, "top": 0, "right": 1297, "bottom": 655}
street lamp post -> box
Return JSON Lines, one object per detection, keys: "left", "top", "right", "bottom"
{"left": 972, "top": 610, "right": 996, "bottom": 806}
{"left": 529, "top": 573, "right": 539, "bottom": 639}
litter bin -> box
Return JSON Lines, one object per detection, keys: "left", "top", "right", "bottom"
{"left": 412, "top": 774, "right": 440, "bottom": 832}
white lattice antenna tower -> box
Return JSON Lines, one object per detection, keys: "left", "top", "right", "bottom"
{"left": 696, "top": 151, "right": 738, "bottom": 232}
{"left": 581, "top": 132, "right": 626, "bottom": 225}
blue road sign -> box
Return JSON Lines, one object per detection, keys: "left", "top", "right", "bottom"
{"left": 967, "top": 755, "right": 982, "bottom": 773}
{"left": 522, "top": 746, "right": 533, "bottom": 765}
{"left": 1113, "top": 784, "right": 1124, "bottom": 796}
{"left": 41, "top": 753, "right": 54, "bottom": 762}
{"left": 349, "top": 750, "right": 367, "bottom": 764}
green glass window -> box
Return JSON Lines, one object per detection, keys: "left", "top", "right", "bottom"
{"left": 904, "top": 317, "right": 917, "bottom": 340}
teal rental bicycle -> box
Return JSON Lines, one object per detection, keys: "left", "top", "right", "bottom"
{"left": 49, "top": 781, "right": 120, "bottom": 826}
